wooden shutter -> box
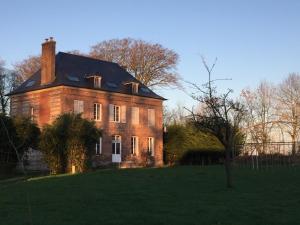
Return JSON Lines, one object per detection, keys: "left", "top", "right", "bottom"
{"left": 121, "top": 105, "right": 126, "bottom": 123}
{"left": 148, "top": 109, "right": 155, "bottom": 126}
{"left": 74, "top": 100, "right": 78, "bottom": 113}
{"left": 79, "top": 101, "right": 84, "bottom": 113}
{"left": 132, "top": 107, "right": 139, "bottom": 125}
{"left": 99, "top": 104, "right": 102, "bottom": 121}
{"left": 109, "top": 104, "right": 114, "bottom": 121}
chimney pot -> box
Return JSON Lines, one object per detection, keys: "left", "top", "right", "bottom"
{"left": 45, "top": 38, "right": 49, "bottom": 42}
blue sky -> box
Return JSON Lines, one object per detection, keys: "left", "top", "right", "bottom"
{"left": 1, "top": 0, "right": 300, "bottom": 109}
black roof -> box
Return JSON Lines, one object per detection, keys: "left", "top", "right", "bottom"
{"left": 8, "top": 52, "right": 165, "bottom": 100}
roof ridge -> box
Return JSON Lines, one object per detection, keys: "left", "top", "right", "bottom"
{"left": 57, "top": 51, "right": 120, "bottom": 66}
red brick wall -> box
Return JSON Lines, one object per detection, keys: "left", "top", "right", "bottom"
{"left": 10, "top": 86, "right": 164, "bottom": 167}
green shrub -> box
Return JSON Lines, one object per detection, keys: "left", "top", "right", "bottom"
{"left": 39, "top": 113, "right": 101, "bottom": 174}
{"left": 164, "top": 124, "right": 224, "bottom": 165}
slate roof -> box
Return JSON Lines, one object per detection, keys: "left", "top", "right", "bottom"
{"left": 8, "top": 52, "right": 165, "bottom": 100}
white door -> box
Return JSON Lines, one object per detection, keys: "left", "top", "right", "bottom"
{"left": 112, "top": 135, "right": 121, "bottom": 163}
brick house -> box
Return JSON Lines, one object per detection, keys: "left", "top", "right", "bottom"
{"left": 8, "top": 38, "right": 165, "bottom": 168}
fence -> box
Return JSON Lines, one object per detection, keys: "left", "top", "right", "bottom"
{"left": 234, "top": 142, "right": 300, "bottom": 169}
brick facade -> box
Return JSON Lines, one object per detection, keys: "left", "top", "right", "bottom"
{"left": 10, "top": 86, "right": 164, "bottom": 167}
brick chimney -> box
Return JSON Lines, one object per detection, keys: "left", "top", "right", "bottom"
{"left": 41, "top": 37, "right": 56, "bottom": 85}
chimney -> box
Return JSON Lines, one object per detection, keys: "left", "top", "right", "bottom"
{"left": 41, "top": 37, "right": 56, "bottom": 85}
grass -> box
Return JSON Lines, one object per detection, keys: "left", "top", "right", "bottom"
{"left": 0, "top": 166, "right": 300, "bottom": 225}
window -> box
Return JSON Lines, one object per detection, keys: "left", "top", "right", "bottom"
{"left": 112, "top": 135, "right": 121, "bottom": 154}
{"left": 30, "top": 107, "right": 34, "bottom": 121}
{"left": 131, "top": 107, "right": 139, "bottom": 125}
{"left": 94, "top": 77, "right": 101, "bottom": 88}
{"left": 114, "top": 105, "right": 120, "bottom": 122}
{"left": 74, "top": 100, "right": 84, "bottom": 114}
{"left": 93, "top": 103, "right": 102, "bottom": 121}
{"left": 131, "top": 136, "right": 139, "bottom": 155}
{"left": 148, "top": 137, "right": 155, "bottom": 156}
{"left": 132, "top": 83, "right": 139, "bottom": 94}
{"left": 148, "top": 109, "right": 155, "bottom": 127}
{"left": 109, "top": 104, "right": 126, "bottom": 123}
{"left": 96, "top": 137, "right": 102, "bottom": 155}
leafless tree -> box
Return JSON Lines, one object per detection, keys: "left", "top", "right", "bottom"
{"left": 187, "top": 57, "right": 245, "bottom": 188}
{"left": 13, "top": 55, "right": 40, "bottom": 82}
{"left": 240, "top": 81, "right": 276, "bottom": 150}
{"left": 0, "top": 59, "right": 20, "bottom": 114}
{"left": 163, "top": 103, "right": 187, "bottom": 126}
{"left": 90, "top": 38, "right": 180, "bottom": 88}
{"left": 276, "top": 73, "right": 300, "bottom": 154}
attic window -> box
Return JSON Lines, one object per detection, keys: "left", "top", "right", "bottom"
{"left": 132, "top": 83, "right": 139, "bottom": 94}
{"left": 67, "top": 75, "right": 80, "bottom": 82}
{"left": 107, "top": 82, "right": 118, "bottom": 88}
{"left": 94, "top": 77, "right": 102, "bottom": 88}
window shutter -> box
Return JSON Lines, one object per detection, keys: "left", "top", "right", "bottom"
{"left": 132, "top": 107, "right": 139, "bottom": 125}
{"left": 121, "top": 105, "right": 126, "bottom": 123}
{"left": 152, "top": 109, "right": 155, "bottom": 126}
{"left": 99, "top": 104, "right": 102, "bottom": 121}
{"left": 79, "top": 101, "right": 84, "bottom": 113}
{"left": 148, "top": 109, "right": 155, "bottom": 126}
{"left": 109, "top": 104, "right": 114, "bottom": 121}
{"left": 74, "top": 100, "right": 78, "bottom": 113}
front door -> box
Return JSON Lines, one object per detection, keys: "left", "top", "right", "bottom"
{"left": 112, "top": 135, "right": 121, "bottom": 163}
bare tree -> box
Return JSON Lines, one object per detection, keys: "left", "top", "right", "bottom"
{"left": 163, "top": 103, "right": 187, "bottom": 126}
{"left": 187, "top": 57, "right": 245, "bottom": 188}
{"left": 90, "top": 38, "right": 180, "bottom": 88}
{"left": 0, "top": 59, "right": 20, "bottom": 114}
{"left": 240, "top": 81, "right": 276, "bottom": 149}
{"left": 13, "top": 55, "right": 40, "bottom": 82}
{"left": 276, "top": 73, "right": 300, "bottom": 154}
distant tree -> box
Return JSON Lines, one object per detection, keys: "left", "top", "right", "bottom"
{"left": 163, "top": 103, "right": 187, "bottom": 126}
{"left": 187, "top": 57, "right": 245, "bottom": 188}
{"left": 276, "top": 73, "right": 300, "bottom": 154}
{"left": 90, "top": 38, "right": 180, "bottom": 88}
{"left": 0, "top": 60, "right": 20, "bottom": 115}
{"left": 39, "top": 113, "right": 101, "bottom": 174}
{"left": 241, "top": 81, "right": 276, "bottom": 148}
{"left": 13, "top": 55, "right": 40, "bottom": 82}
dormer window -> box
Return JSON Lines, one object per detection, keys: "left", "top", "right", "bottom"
{"left": 85, "top": 74, "right": 102, "bottom": 89}
{"left": 132, "top": 83, "right": 139, "bottom": 94}
{"left": 94, "top": 77, "right": 102, "bottom": 88}
{"left": 124, "top": 82, "right": 139, "bottom": 94}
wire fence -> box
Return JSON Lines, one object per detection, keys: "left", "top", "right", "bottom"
{"left": 234, "top": 142, "right": 300, "bottom": 169}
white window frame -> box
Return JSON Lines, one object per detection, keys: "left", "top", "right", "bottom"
{"left": 148, "top": 137, "right": 155, "bottom": 156}
{"left": 131, "top": 136, "right": 139, "bottom": 155}
{"left": 93, "top": 103, "right": 102, "bottom": 121}
{"left": 95, "top": 137, "right": 102, "bottom": 155}
{"left": 74, "top": 100, "right": 84, "bottom": 114}
{"left": 112, "top": 105, "right": 121, "bottom": 122}
{"left": 94, "top": 77, "right": 101, "bottom": 88}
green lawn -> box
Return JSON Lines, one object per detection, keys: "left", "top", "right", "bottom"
{"left": 0, "top": 166, "right": 299, "bottom": 225}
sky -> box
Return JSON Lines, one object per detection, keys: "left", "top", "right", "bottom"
{"left": 1, "top": 0, "right": 300, "bottom": 109}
